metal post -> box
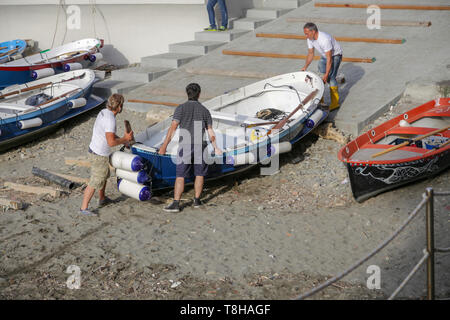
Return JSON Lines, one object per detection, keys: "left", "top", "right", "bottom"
{"left": 425, "top": 187, "right": 435, "bottom": 300}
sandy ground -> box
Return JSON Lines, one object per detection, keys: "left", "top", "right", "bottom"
{"left": 0, "top": 96, "right": 449, "bottom": 300}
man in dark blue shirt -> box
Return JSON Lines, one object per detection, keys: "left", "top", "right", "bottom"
{"left": 159, "top": 83, "right": 222, "bottom": 212}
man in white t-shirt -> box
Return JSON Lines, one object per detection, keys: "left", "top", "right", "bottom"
{"left": 80, "top": 94, "right": 134, "bottom": 216}
{"left": 301, "top": 22, "right": 343, "bottom": 111}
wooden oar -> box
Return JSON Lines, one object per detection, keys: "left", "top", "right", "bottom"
{"left": 0, "top": 46, "right": 8, "bottom": 50}
{"left": 124, "top": 120, "right": 136, "bottom": 147}
{"left": 0, "top": 47, "right": 19, "bottom": 58}
{"left": 371, "top": 126, "right": 450, "bottom": 158}
{"left": 0, "top": 82, "right": 52, "bottom": 99}
{"left": 267, "top": 89, "right": 319, "bottom": 135}
{"left": 0, "top": 72, "right": 85, "bottom": 100}
{"left": 33, "top": 50, "right": 88, "bottom": 65}
{"left": 36, "top": 88, "right": 80, "bottom": 108}
{"left": 243, "top": 121, "right": 284, "bottom": 128}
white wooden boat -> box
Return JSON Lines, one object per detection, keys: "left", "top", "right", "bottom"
{"left": 0, "top": 69, "right": 104, "bottom": 151}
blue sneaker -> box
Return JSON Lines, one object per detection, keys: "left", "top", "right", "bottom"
{"left": 80, "top": 208, "right": 98, "bottom": 216}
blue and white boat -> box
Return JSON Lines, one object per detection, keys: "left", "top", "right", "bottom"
{"left": 0, "top": 39, "right": 27, "bottom": 64}
{"left": 120, "top": 71, "right": 327, "bottom": 196}
{"left": 0, "top": 69, "right": 104, "bottom": 152}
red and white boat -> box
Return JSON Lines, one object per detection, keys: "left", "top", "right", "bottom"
{"left": 338, "top": 98, "right": 450, "bottom": 202}
{"left": 0, "top": 38, "right": 103, "bottom": 89}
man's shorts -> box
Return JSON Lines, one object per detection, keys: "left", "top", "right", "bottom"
{"left": 176, "top": 144, "right": 208, "bottom": 178}
{"left": 88, "top": 151, "right": 110, "bottom": 189}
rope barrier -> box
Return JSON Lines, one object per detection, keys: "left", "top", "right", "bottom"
{"left": 388, "top": 250, "right": 429, "bottom": 300}
{"left": 294, "top": 194, "right": 428, "bottom": 300}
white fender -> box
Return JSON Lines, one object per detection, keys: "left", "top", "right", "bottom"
{"left": 110, "top": 151, "right": 144, "bottom": 172}
{"left": 117, "top": 179, "right": 151, "bottom": 201}
{"left": 31, "top": 68, "right": 55, "bottom": 80}
{"left": 306, "top": 109, "right": 324, "bottom": 128}
{"left": 116, "top": 168, "right": 149, "bottom": 184}
{"left": 63, "top": 62, "right": 82, "bottom": 72}
{"left": 269, "top": 141, "right": 292, "bottom": 156}
{"left": 68, "top": 97, "right": 87, "bottom": 108}
{"left": 89, "top": 52, "right": 103, "bottom": 62}
{"left": 19, "top": 117, "right": 43, "bottom": 129}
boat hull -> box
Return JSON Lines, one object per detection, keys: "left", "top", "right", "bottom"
{"left": 347, "top": 150, "right": 450, "bottom": 202}
{"left": 132, "top": 108, "right": 328, "bottom": 191}
{"left": 0, "top": 93, "right": 104, "bottom": 152}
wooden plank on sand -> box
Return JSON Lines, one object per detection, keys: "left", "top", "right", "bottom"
{"left": 4, "top": 182, "right": 60, "bottom": 197}
{"left": 0, "top": 198, "right": 24, "bottom": 210}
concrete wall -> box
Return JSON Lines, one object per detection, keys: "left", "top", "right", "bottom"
{"left": 0, "top": 1, "right": 252, "bottom": 65}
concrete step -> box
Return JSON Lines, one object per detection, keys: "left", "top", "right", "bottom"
{"left": 111, "top": 66, "right": 172, "bottom": 83}
{"left": 141, "top": 52, "right": 200, "bottom": 68}
{"left": 262, "top": 0, "right": 305, "bottom": 9}
{"left": 169, "top": 40, "right": 225, "bottom": 55}
{"left": 246, "top": 8, "right": 292, "bottom": 19}
{"left": 231, "top": 17, "right": 272, "bottom": 30}
{"left": 194, "top": 29, "right": 249, "bottom": 42}
{"left": 92, "top": 80, "right": 145, "bottom": 100}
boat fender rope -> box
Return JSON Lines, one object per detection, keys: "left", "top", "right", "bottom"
{"left": 14, "top": 112, "right": 19, "bottom": 129}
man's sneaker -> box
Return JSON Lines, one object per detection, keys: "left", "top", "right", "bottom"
{"left": 80, "top": 208, "right": 98, "bottom": 216}
{"left": 164, "top": 201, "right": 180, "bottom": 213}
{"left": 193, "top": 198, "right": 203, "bottom": 208}
{"left": 204, "top": 26, "right": 217, "bottom": 31}
{"left": 218, "top": 26, "right": 228, "bottom": 31}
{"left": 98, "top": 196, "right": 113, "bottom": 207}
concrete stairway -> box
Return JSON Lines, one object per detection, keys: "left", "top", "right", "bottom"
{"left": 93, "top": 0, "right": 304, "bottom": 99}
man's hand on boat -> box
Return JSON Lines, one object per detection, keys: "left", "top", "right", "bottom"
{"left": 213, "top": 147, "right": 223, "bottom": 156}
{"left": 158, "top": 145, "right": 167, "bottom": 155}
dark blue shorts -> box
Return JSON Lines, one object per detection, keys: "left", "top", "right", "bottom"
{"left": 176, "top": 144, "right": 209, "bottom": 178}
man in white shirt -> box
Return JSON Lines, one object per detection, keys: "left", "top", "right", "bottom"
{"left": 301, "top": 22, "right": 343, "bottom": 111}
{"left": 80, "top": 94, "right": 134, "bottom": 216}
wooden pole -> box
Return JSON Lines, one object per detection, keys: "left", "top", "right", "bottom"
{"left": 4, "top": 181, "right": 60, "bottom": 197}
{"left": 36, "top": 88, "right": 80, "bottom": 107}
{"left": 256, "top": 33, "right": 405, "bottom": 44}
{"left": 0, "top": 82, "right": 52, "bottom": 99}
{"left": 222, "top": 50, "right": 376, "bottom": 63}
{"left": 0, "top": 47, "right": 19, "bottom": 58}
{"left": 286, "top": 17, "right": 432, "bottom": 27}
{"left": 127, "top": 99, "right": 179, "bottom": 107}
{"left": 271, "top": 89, "right": 318, "bottom": 132}
{"left": 47, "top": 171, "right": 89, "bottom": 185}
{"left": 0, "top": 198, "right": 24, "bottom": 210}
{"left": 314, "top": 3, "right": 450, "bottom": 11}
